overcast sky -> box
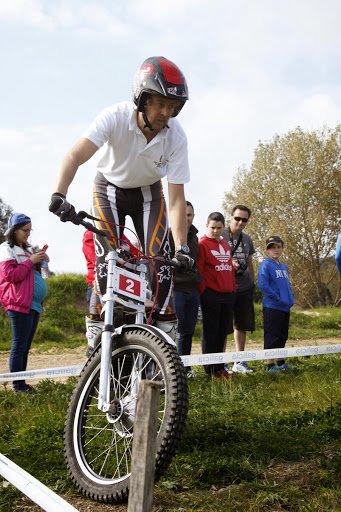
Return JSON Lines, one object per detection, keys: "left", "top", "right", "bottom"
{"left": 1, "top": 0, "right": 341, "bottom": 274}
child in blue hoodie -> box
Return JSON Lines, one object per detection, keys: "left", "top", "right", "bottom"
{"left": 258, "top": 236, "right": 294, "bottom": 372}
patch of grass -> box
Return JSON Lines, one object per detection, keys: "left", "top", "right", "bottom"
{"left": 0, "top": 355, "right": 340, "bottom": 511}
{"left": 0, "top": 274, "right": 340, "bottom": 510}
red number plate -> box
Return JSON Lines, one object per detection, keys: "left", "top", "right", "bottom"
{"left": 118, "top": 274, "right": 141, "bottom": 298}
{"left": 114, "top": 267, "right": 146, "bottom": 302}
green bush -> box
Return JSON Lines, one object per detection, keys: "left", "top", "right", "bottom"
{"left": 34, "top": 321, "right": 65, "bottom": 343}
{"left": 254, "top": 284, "right": 264, "bottom": 304}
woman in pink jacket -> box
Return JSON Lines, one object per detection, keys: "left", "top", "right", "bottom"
{"left": 0, "top": 213, "right": 48, "bottom": 394}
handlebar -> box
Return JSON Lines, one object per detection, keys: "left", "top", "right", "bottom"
{"left": 71, "top": 211, "right": 185, "bottom": 269}
{"left": 149, "top": 255, "right": 183, "bottom": 269}
{"left": 72, "top": 211, "right": 105, "bottom": 237}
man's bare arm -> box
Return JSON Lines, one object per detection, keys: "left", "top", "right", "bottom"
{"left": 167, "top": 183, "right": 187, "bottom": 248}
{"left": 247, "top": 255, "right": 255, "bottom": 281}
{"left": 53, "top": 138, "right": 99, "bottom": 196}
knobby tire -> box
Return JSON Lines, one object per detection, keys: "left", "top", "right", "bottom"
{"left": 64, "top": 328, "right": 188, "bottom": 503}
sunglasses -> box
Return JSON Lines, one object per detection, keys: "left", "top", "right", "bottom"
{"left": 19, "top": 228, "right": 33, "bottom": 234}
{"left": 233, "top": 216, "right": 248, "bottom": 223}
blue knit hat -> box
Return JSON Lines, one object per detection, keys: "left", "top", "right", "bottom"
{"left": 4, "top": 213, "right": 31, "bottom": 236}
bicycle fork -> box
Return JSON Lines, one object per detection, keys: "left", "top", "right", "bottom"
{"left": 97, "top": 250, "right": 146, "bottom": 413}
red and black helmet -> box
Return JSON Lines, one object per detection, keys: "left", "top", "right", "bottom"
{"left": 133, "top": 56, "right": 189, "bottom": 117}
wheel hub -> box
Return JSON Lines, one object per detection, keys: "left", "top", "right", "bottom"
{"left": 106, "top": 398, "right": 123, "bottom": 422}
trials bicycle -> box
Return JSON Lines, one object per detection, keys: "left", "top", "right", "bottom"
{"left": 63, "top": 211, "right": 189, "bottom": 502}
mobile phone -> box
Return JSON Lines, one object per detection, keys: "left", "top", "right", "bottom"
{"left": 42, "top": 244, "right": 48, "bottom": 252}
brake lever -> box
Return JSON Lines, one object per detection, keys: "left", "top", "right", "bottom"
{"left": 72, "top": 211, "right": 106, "bottom": 237}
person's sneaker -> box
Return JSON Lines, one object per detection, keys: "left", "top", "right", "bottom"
{"left": 212, "top": 369, "right": 231, "bottom": 380}
{"left": 232, "top": 361, "right": 254, "bottom": 374}
{"left": 278, "top": 363, "right": 293, "bottom": 371}
{"left": 266, "top": 365, "right": 280, "bottom": 373}
{"left": 224, "top": 364, "right": 234, "bottom": 375}
{"left": 186, "top": 370, "right": 196, "bottom": 378}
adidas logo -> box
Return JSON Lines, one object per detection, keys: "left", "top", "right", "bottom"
{"left": 211, "top": 244, "right": 231, "bottom": 262}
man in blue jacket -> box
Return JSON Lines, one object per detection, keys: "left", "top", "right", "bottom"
{"left": 258, "top": 235, "right": 294, "bottom": 372}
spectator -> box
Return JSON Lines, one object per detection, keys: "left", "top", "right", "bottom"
{"left": 222, "top": 205, "right": 255, "bottom": 374}
{"left": 169, "top": 201, "right": 202, "bottom": 378}
{"left": 0, "top": 213, "right": 49, "bottom": 393}
{"left": 198, "top": 212, "right": 235, "bottom": 379}
{"left": 257, "top": 235, "right": 295, "bottom": 372}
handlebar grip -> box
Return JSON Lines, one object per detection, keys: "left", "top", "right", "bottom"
{"left": 155, "top": 256, "right": 194, "bottom": 270}
{"left": 80, "top": 220, "right": 104, "bottom": 237}
{"left": 169, "top": 258, "right": 183, "bottom": 269}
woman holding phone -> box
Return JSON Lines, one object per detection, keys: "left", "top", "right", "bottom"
{"left": 0, "top": 213, "right": 49, "bottom": 394}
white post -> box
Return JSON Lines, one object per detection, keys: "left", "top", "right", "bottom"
{"left": 0, "top": 454, "right": 78, "bottom": 512}
{"left": 128, "top": 380, "right": 162, "bottom": 512}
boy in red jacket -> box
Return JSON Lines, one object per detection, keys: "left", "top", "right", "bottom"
{"left": 198, "top": 212, "right": 236, "bottom": 378}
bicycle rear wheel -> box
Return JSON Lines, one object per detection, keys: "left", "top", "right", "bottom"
{"left": 64, "top": 328, "right": 188, "bottom": 502}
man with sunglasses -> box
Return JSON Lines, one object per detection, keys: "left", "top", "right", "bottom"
{"left": 222, "top": 205, "right": 255, "bottom": 373}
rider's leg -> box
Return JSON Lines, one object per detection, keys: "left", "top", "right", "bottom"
{"left": 130, "top": 181, "right": 177, "bottom": 340}
{"left": 85, "top": 287, "right": 103, "bottom": 356}
{"left": 88, "top": 173, "right": 126, "bottom": 354}
{"left": 91, "top": 172, "right": 125, "bottom": 301}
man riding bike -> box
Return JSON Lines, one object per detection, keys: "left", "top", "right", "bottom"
{"left": 49, "top": 56, "right": 192, "bottom": 340}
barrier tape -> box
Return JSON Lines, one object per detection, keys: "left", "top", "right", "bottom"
{"left": 0, "top": 344, "right": 340, "bottom": 382}
{"left": 181, "top": 343, "right": 341, "bottom": 368}
{"left": 0, "top": 366, "right": 83, "bottom": 382}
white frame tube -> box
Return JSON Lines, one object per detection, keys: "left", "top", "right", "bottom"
{"left": 0, "top": 454, "right": 78, "bottom": 512}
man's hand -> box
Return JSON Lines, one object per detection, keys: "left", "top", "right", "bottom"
{"left": 173, "top": 251, "right": 194, "bottom": 272}
{"left": 49, "top": 193, "right": 76, "bottom": 222}
{"left": 232, "top": 259, "right": 240, "bottom": 271}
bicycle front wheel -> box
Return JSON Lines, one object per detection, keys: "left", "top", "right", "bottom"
{"left": 64, "top": 328, "right": 188, "bottom": 502}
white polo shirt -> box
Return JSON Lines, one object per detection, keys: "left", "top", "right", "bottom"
{"left": 83, "top": 101, "right": 190, "bottom": 189}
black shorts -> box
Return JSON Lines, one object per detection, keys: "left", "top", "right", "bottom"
{"left": 231, "top": 287, "right": 255, "bottom": 332}
{"left": 263, "top": 307, "right": 290, "bottom": 349}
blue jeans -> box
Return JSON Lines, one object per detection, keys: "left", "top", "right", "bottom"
{"left": 7, "top": 309, "right": 40, "bottom": 390}
{"left": 86, "top": 285, "right": 93, "bottom": 307}
{"left": 174, "top": 289, "right": 199, "bottom": 371}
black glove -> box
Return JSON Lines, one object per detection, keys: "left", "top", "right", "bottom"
{"left": 172, "top": 251, "right": 194, "bottom": 273}
{"left": 49, "top": 193, "right": 76, "bottom": 222}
